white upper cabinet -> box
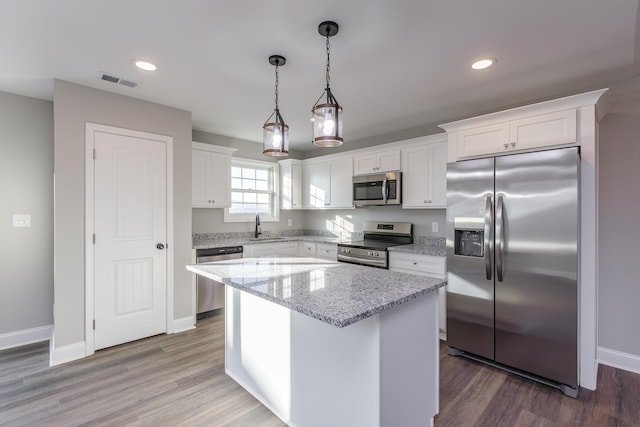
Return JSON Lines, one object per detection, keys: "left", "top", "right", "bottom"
{"left": 440, "top": 96, "right": 589, "bottom": 162}
{"left": 279, "top": 159, "right": 303, "bottom": 210}
{"left": 192, "top": 142, "right": 237, "bottom": 208}
{"left": 353, "top": 149, "right": 401, "bottom": 175}
{"left": 303, "top": 156, "right": 353, "bottom": 209}
{"left": 402, "top": 139, "right": 447, "bottom": 209}
{"left": 453, "top": 109, "right": 577, "bottom": 159}
{"left": 509, "top": 109, "right": 577, "bottom": 151}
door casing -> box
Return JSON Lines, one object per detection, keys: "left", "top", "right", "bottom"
{"left": 84, "top": 123, "right": 174, "bottom": 356}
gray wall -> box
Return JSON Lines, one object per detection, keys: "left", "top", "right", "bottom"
{"left": 0, "top": 92, "right": 53, "bottom": 335}
{"left": 53, "top": 80, "right": 192, "bottom": 348}
{"left": 598, "top": 110, "right": 640, "bottom": 357}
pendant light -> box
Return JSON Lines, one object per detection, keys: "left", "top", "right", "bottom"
{"left": 312, "top": 21, "right": 343, "bottom": 147}
{"left": 263, "top": 55, "right": 289, "bottom": 157}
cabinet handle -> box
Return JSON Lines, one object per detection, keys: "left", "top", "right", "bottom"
{"left": 503, "top": 143, "right": 509, "bottom": 150}
{"left": 510, "top": 142, "right": 516, "bottom": 148}
{"left": 413, "top": 262, "right": 417, "bottom": 265}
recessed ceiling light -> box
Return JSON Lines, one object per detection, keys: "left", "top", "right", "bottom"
{"left": 471, "top": 58, "right": 496, "bottom": 70}
{"left": 133, "top": 60, "right": 157, "bottom": 71}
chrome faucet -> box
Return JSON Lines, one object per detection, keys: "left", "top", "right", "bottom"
{"left": 255, "top": 214, "right": 261, "bottom": 238}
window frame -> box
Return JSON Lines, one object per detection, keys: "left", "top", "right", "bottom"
{"left": 224, "top": 157, "right": 280, "bottom": 223}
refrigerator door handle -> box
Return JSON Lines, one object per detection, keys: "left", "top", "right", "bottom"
{"left": 484, "top": 196, "right": 493, "bottom": 280}
{"left": 496, "top": 195, "right": 505, "bottom": 282}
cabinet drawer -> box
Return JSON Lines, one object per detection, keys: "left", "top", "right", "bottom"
{"left": 316, "top": 243, "right": 337, "bottom": 260}
{"left": 299, "top": 241, "right": 316, "bottom": 256}
{"left": 389, "top": 252, "right": 445, "bottom": 276}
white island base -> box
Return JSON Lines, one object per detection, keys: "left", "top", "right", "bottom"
{"left": 225, "top": 288, "right": 439, "bottom": 427}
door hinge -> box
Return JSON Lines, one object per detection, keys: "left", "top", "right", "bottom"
{"left": 93, "top": 320, "right": 95, "bottom": 330}
{"left": 93, "top": 149, "right": 96, "bottom": 159}
{"left": 93, "top": 234, "right": 95, "bottom": 244}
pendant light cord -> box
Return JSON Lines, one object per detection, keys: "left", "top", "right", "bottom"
{"left": 274, "top": 62, "right": 280, "bottom": 110}
{"left": 325, "top": 33, "right": 331, "bottom": 90}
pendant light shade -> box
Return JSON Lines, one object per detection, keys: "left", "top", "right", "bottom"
{"left": 312, "top": 21, "right": 343, "bottom": 147}
{"left": 263, "top": 55, "right": 289, "bottom": 157}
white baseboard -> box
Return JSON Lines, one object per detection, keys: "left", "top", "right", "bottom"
{"left": 0, "top": 325, "right": 52, "bottom": 351}
{"left": 50, "top": 340, "right": 86, "bottom": 367}
{"left": 170, "top": 316, "right": 195, "bottom": 334}
{"left": 598, "top": 346, "right": 640, "bottom": 375}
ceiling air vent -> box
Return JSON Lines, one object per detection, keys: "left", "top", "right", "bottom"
{"left": 99, "top": 72, "right": 139, "bottom": 88}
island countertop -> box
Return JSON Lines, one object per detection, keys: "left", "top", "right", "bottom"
{"left": 187, "top": 257, "right": 446, "bottom": 328}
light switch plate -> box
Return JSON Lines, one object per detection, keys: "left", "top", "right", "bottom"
{"left": 431, "top": 222, "right": 438, "bottom": 233}
{"left": 13, "top": 214, "right": 31, "bottom": 228}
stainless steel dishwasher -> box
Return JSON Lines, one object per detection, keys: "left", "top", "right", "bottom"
{"left": 196, "top": 245, "right": 243, "bottom": 318}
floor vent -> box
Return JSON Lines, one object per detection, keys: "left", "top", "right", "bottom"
{"left": 99, "top": 72, "right": 139, "bottom": 88}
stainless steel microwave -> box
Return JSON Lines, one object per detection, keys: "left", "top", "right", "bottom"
{"left": 353, "top": 172, "right": 401, "bottom": 206}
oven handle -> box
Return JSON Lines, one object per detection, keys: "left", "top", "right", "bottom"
{"left": 338, "top": 254, "right": 387, "bottom": 268}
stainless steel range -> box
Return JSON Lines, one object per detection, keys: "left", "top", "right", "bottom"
{"left": 337, "top": 221, "right": 413, "bottom": 268}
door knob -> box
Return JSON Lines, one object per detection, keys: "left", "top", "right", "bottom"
{"left": 156, "top": 243, "right": 165, "bottom": 250}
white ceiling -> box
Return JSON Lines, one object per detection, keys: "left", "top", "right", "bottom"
{"left": 1, "top": 0, "right": 638, "bottom": 151}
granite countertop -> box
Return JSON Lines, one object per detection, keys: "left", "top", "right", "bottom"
{"left": 187, "top": 257, "right": 446, "bottom": 328}
{"left": 193, "top": 235, "right": 343, "bottom": 250}
{"left": 388, "top": 243, "right": 446, "bottom": 257}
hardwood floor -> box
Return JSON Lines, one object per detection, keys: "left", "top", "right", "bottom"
{"left": 437, "top": 345, "right": 640, "bottom": 427}
{"left": 1, "top": 314, "right": 639, "bottom": 426}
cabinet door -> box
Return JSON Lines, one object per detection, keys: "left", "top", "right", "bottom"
{"left": 192, "top": 149, "right": 231, "bottom": 208}
{"left": 428, "top": 142, "right": 448, "bottom": 208}
{"left": 192, "top": 149, "right": 210, "bottom": 207}
{"left": 510, "top": 109, "right": 576, "bottom": 151}
{"left": 353, "top": 153, "right": 378, "bottom": 175}
{"left": 377, "top": 150, "right": 401, "bottom": 172}
{"left": 281, "top": 160, "right": 302, "bottom": 210}
{"left": 354, "top": 150, "right": 401, "bottom": 175}
{"left": 456, "top": 122, "right": 510, "bottom": 159}
{"left": 207, "top": 153, "right": 231, "bottom": 207}
{"left": 329, "top": 158, "right": 353, "bottom": 208}
{"left": 304, "top": 162, "right": 331, "bottom": 208}
{"left": 402, "top": 145, "right": 430, "bottom": 208}
{"left": 402, "top": 143, "right": 447, "bottom": 208}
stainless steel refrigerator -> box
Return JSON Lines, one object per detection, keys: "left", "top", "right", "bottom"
{"left": 446, "top": 147, "right": 579, "bottom": 397}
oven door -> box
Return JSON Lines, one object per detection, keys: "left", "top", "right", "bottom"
{"left": 337, "top": 245, "right": 389, "bottom": 268}
{"left": 353, "top": 172, "right": 401, "bottom": 206}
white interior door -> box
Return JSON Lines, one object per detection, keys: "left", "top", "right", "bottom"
{"left": 93, "top": 130, "right": 167, "bottom": 350}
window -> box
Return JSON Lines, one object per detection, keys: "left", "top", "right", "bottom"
{"left": 224, "top": 158, "right": 279, "bottom": 222}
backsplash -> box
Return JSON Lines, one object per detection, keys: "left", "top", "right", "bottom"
{"left": 192, "top": 229, "right": 364, "bottom": 246}
{"left": 192, "top": 230, "right": 443, "bottom": 247}
{"left": 414, "top": 236, "right": 446, "bottom": 247}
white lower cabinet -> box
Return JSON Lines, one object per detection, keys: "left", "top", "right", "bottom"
{"left": 389, "top": 252, "right": 447, "bottom": 336}
{"left": 298, "top": 241, "right": 337, "bottom": 260}
{"left": 244, "top": 242, "right": 298, "bottom": 258}
{"left": 298, "top": 241, "right": 316, "bottom": 256}
{"left": 316, "top": 243, "right": 337, "bottom": 260}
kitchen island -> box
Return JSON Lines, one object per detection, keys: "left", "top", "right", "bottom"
{"left": 187, "top": 257, "right": 446, "bottom": 427}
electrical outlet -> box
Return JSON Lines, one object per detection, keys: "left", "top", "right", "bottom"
{"left": 431, "top": 222, "right": 438, "bottom": 233}
{"left": 13, "top": 214, "right": 31, "bottom": 228}
{"left": 287, "top": 219, "right": 293, "bottom": 227}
